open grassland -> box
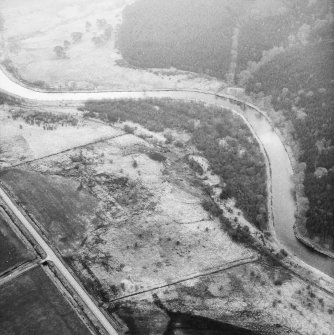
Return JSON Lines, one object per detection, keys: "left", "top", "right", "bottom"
{"left": 0, "top": 169, "right": 103, "bottom": 254}
{"left": 0, "top": 105, "right": 123, "bottom": 168}
{"left": 114, "top": 261, "right": 334, "bottom": 335}
{"left": 0, "top": 210, "right": 35, "bottom": 274}
{"left": 0, "top": 266, "right": 92, "bottom": 335}
{"left": 0, "top": 0, "right": 222, "bottom": 91}
{"left": 0, "top": 133, "right": 253, "bottom": 298}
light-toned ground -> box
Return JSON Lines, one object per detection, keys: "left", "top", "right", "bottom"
{"left": 0, "top": 0, "right": 222, "bottom": 91}
{"left": 0, "top": 106, "right": 123, "bottom": 168}
{"left": 120, "top": 260, "right": 334, "bottom": 335}
{"left": 24, "top": 129, "right": 252, "bottom": 296}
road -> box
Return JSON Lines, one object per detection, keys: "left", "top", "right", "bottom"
{"left": 0, "top": 187, "right": 119, "bottom": 335}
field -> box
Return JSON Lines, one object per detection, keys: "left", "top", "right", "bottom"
{"left": 114, "top": 261, "right": 334, "bottom": 335}
{"left": 0, "top": 266, "right": 92, "bottom": 335}
{"left": 0, "top": 169, "right": 103, "bottom": 254}
{"left": 0, "top": 210, "right": 35, "bottom": 274}
{"left": 0, "top": 134, "right": 253, "bottom": 295}
{"left": 0, "top": 0, "right": 222, "bottom": 92}
{"left": 0, "top": 104, "right": 124, "bottom": 168}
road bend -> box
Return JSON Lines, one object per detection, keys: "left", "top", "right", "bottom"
{"left": 0, "top": 187, "right": 119, "bottom": 335}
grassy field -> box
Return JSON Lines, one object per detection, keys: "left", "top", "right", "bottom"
{"left": 0, "top": 105, "right": 124, "bottom": 169}
{"left": 0, "top": 211, "right": 35, "bottom": 274}
{"left": 113, "top": 261, "right": 334, "bottom": 335}
{"left": 0, "top": 0, "right": 222, "bottom": 91}
{"left": 0, "top": 168, "right": 103, "bottom": 254}
{"left": 0, "top": 98, "right": 263, "bottom": 305}
{"left": 0, "top": 266, "right": 92, "bottom": 335}
{"left": 1, "top": 135, "right": 252, "bottom": 298}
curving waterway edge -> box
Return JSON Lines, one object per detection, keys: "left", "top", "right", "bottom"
{"left": 0, "top": 69, "right": 333, "bottom": 278}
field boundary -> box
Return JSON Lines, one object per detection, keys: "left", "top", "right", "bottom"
{"left": 0, "top": 131, "right": 128, "bottom": 172}
{"left": 109, "top": 255, "right": 259, "bottom": 303}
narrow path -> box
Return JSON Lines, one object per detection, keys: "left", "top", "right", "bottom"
{"left": 0, "top": 260, "right": 39, "bottom": 286}
{"left": 0, "top": 186, "right": 119, "bottom": 335}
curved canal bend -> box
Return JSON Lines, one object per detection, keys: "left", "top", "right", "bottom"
{"left": 0, "top": 71, "right": 333, "bottom": 277}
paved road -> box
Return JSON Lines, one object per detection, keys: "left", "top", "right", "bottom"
{"left": 0, "top": 187, "right": 119, "bottom": 335}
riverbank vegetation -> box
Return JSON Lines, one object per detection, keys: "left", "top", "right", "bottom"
{"left": 245, "top": 13, "right": 334, "bottom": 251}
{"left": 83, "top": 98, "right": 267, "bottom": 228}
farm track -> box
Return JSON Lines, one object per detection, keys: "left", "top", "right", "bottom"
{"left": 0, "top": 260, "right": 39, "bottom": 286}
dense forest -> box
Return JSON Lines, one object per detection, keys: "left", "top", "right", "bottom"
{"left": 83, "top": 99, "right": 267, "bottom": 229}
{"left": 118, "top": 0, "right": 236, "bottom": 78}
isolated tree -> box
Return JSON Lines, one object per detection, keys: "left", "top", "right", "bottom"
{"left": 71, "top": 32, "right": 83, "bottom": 44}
{"left": 63, "top": 40, "right": 71, "bottom": 50}
{"left": 96, "top": 18, "right": 107, "bottom": 29}
{"left": 0, "top": 13, "right": 4, "bottom": 32}
{"left": 53, "top": 45, "right": 66, "bottom": 59}
{"left": 103, "top": 25, "right": 113, "bottom": 40}
{"left": 92, "top": 36, "right": 104, "bottom": 47}
{"left": 85, "top": 21, "right": 91, "bottom": 32}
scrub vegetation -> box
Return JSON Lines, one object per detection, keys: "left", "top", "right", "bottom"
{"left": 83, "top": 98, "right": 267, "bottom": 228}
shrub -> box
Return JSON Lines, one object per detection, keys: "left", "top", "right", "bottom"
{"left": 174, "top": 140, "right": 184, "bottom": 148}
{"left": 147, "top": 152, "right": 166, "bottom": 162}
{"left": 188, "top": 157, "right": 204, "bottom": 175}
{"left": 201, "top": 199, "right": 221, "bottom": 217}
{"left": 124, "top": 124, "right": 135, "bottom": 134}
